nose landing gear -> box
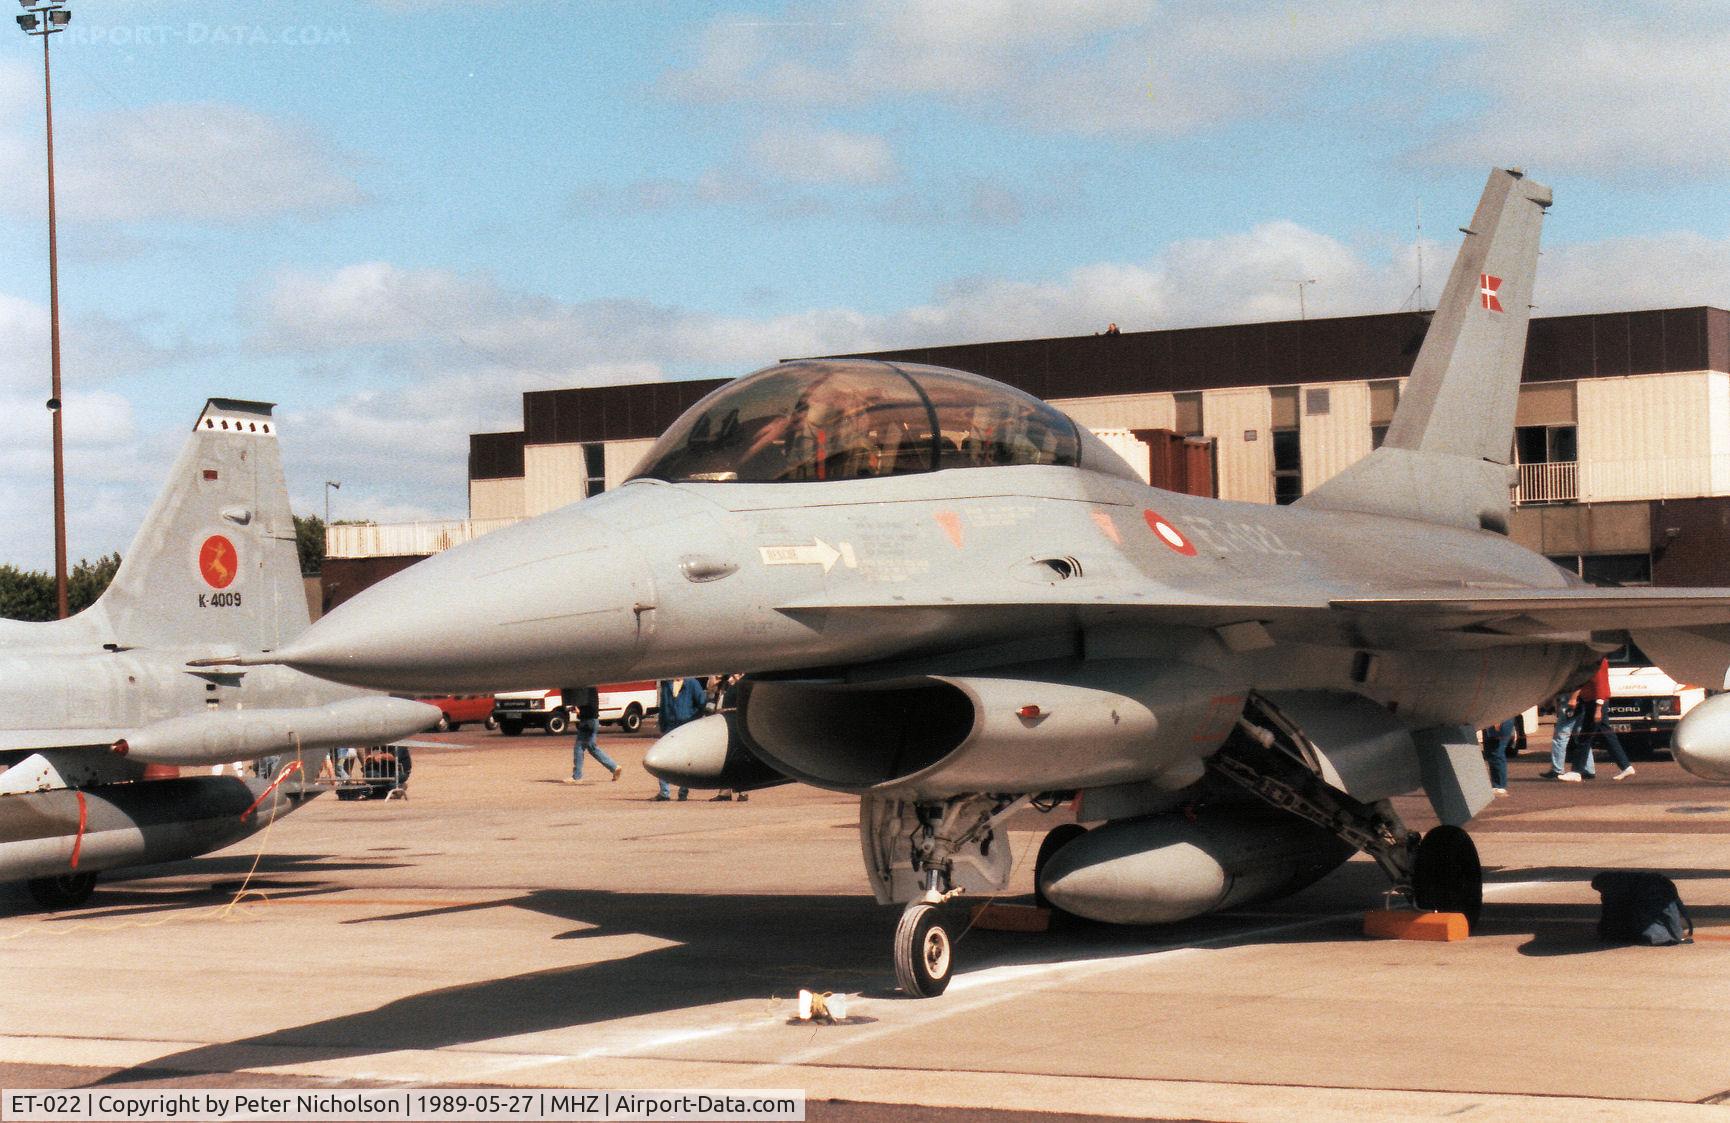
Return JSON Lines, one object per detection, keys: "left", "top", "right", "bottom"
{"left": 894, "top": 900, "right": 954, "bottom": 997}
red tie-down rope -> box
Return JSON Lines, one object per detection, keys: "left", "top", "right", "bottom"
{"left": 69, "top": 790, "right": 88, "bottom": 870}
{"left": 240, "top": 759, "right": 303, "bottom": 821}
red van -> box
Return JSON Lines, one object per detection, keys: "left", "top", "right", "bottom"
{"left": 416, "top": 694, "right": 496, "bottom": 732}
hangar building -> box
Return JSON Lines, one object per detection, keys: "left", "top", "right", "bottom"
{"left": 323, "top": 305, "right": 1730, "bottom": 607}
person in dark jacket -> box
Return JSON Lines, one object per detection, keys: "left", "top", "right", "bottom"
{"left": 653, "top": 677, "right": 707, "bottom": 801}
{"left": 563, "top": 685, "right": 621, "bottom": 785}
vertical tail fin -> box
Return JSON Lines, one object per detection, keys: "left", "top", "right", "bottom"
{"left": 89, "top": 399, "right": 311, "bottom": 652}
{"left": 1298, "top": 168, "right": 1552, "bottom": 532}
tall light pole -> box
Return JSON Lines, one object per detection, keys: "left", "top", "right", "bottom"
{"left": 325, "top": 481, "right": 341, "bottom": 526}
{"left": 1289, "top": 278, "right": 1316, "bottom": 321}
{"left": 16, "top": 0, "right": 71, "bottom": 618}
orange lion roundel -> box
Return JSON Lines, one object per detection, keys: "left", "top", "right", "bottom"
{"left": 199, "top": 534, "right": 238, "bottom": 589}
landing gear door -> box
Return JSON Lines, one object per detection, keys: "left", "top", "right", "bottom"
{"left": 1257, "top": 691, "right": 1421, "bottom": 803}
{"left": 860, "top": 794, "right": 1013, "bottom": 905}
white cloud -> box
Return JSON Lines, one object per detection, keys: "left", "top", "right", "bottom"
{"left": 0, "top": 70, "right": 364, "bottom": 224}
{"left": 749, "top": 126, "right": 897, "bottom": 185}
{"left": 662, "top": 1, "right": 1724, "bottom": 178}
{"left": 0, "top": 291, "right": 197, "bottom": 392}
{"left": 1539, "top": 232, "right": 1730, "bottom": 315}
{"left": 1420, "top": 23, "right": 1730, "bottom": 178}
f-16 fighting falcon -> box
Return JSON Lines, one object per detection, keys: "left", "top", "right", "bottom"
{"left": 260, "top": 169, "right": 1730, "bottom": 996}
{"left": 0, "top": 400, "right": 437, "bottom": 910}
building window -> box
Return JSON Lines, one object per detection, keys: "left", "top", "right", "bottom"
{"left": 1369, "top": 379, "right": 1401, "bottom": 450}
{"left": 1515, "top": 424, "right": 1576, "bottom": 465}
{"left": 583, "top": 443, "right": 606, "bottom": 497}
{"left": 1547, "top": 553, "right": 1652, "bottom": 587}
{"left": 1512, "top": 424, "right": 1578, "bottom": 505}
{"left": 1173, "top": 392, "right": 1203, "bottom": 437}
{"left": 1270, "top": 386, "right": 1301, "bottom": 505}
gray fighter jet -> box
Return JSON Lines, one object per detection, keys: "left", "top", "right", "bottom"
{"left": 0, "top": 399, "right": 437, "bottom": 910}
{"left": 261, "top": 169, "right": 1730, "bottom": 996}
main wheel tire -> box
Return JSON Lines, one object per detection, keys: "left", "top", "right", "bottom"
{"left": 1413, "top": 824, "right": 1483, "bottom": 930}
{"left": 499, "top": 720, "right": 524, "bottom": 737}
{"left": 434, "top": 713, "right": 451, "bottom": 733}
{"left": 621, "top": 704, "right": 643, "bottom": 733}
{"left": 27, "top": 871, "right": 97, "bottom": 910}
{"left": 544, "top": 710, "right": 570, "bottom": 736}
{"left": 1033, "top": 823, "right": 1087, "bottom": 911}
{"left": 893, "top": 903, "right": 953, "bottom": 998}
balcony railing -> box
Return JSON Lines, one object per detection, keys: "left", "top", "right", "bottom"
{"left": 325, "top": 517, "right": 523, "bottom": 559}
{"left": 1511, "top": 461, "right": 1578, "bottom": 505}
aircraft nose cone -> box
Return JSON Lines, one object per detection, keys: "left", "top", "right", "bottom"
{"left": 279, "top": 508, "right": 650, "bottom": 693}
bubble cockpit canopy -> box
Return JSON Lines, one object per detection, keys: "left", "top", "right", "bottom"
{"left": 631, "top": 359, "right": 1119, "bottom": 485}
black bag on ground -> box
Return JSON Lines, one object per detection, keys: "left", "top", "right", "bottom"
{"left": 1590, "top": 871, "right": 1693, "bottom": 945}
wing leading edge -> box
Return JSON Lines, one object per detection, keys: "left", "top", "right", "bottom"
{"left": 778, "top": 585, "right": 1730, "bottom": 637}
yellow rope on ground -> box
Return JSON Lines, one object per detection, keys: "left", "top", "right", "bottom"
{"left": 0, "top": 748, "right": 313, "bottom": 941}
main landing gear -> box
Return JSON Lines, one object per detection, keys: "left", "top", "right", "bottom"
{"left": 1217, "top": 704, "right": 1484, "bottom": 929}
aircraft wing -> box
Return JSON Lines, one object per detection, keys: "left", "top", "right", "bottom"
{"left": 1331, "top": 588, "right": 1730, "bottom": 634}
{"left": 778, "top": 585, "right": 1730, "bottom": 639}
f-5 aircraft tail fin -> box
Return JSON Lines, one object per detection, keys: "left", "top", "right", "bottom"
{"left": 1297, "top": 168, "right": 1552, "bottom": 533}
{"left": 89, "top": 399, "right": 312, "bottom": 652}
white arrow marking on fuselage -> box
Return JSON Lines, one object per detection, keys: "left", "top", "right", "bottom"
{"left": 759, "top": 538, "right": 850, "bottom": 573}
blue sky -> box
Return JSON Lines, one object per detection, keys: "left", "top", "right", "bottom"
{"left": 1, "top": 0, "right": 1727, "bottom": 567}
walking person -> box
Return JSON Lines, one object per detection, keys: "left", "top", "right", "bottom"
{"left": 1565, "top": 658, "right": 1636, "bottom": 781}
{"left": 1545, "top": 687, "right": 1583, "bottom": 779}
{"left": 653, "top": 677, "right": 708, "bottom": 801}
{"left": 563, "top": 685, "right": 622, "bottom": 785}
{"left": 1483, "top": 717, "right": 1517, "bottom": 796}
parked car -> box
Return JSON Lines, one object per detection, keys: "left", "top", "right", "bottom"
{"left": 599, "top": 681, "right": 658, "bottom": 733}
{"left": 1605, "top": 642, "right": 1706, "bottom": 755}
{"left": 492, "top": 683, "right": 664, "bottom": 736}
{"left": 492, "top": 689, "right": 568, "bottom": 736}
{"left": 413, "top": 694, "right": 496, "bottom": 733}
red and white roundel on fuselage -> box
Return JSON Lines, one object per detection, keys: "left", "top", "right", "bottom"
{"left": 1142, "top": 509, "right": 1197, "bottom": 556}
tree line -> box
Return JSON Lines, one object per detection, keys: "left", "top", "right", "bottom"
{"left": 0, "top": 514, "right": 328, "bottom": 622}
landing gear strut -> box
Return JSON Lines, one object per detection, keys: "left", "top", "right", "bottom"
{"left": 1215, "top": 699, "right": 1484, "bottom": 927}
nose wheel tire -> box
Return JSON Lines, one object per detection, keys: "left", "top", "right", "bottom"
{"left": 894, "top": 902, "right": 954, "bottom": 998}
{"left": 27, "top": 871, "right": 97, "bottom": 910}
{"left": 1412, "top": 824, "right": 1483, "bottom": 930}
{"left": 1033, "top": 823, "right": 1087, "bottom": 912}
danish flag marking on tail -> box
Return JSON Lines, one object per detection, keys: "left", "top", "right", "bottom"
{"left": 1479, "top": 273, "right": 1503, "bottom": 312}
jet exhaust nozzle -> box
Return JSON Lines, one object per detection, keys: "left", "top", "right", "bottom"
{"left": 114, "top": 697, "right": 440, "bottom": 766}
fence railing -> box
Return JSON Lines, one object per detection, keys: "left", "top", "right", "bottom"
{"left": 1511, "top": 461, "right": 1578, "bottom": 505}
{"left": 325, "top": 517, "right": 523, "bottom": 559}
{"left": 1512, "top": 456, "right": 1730, "bottom": 505}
